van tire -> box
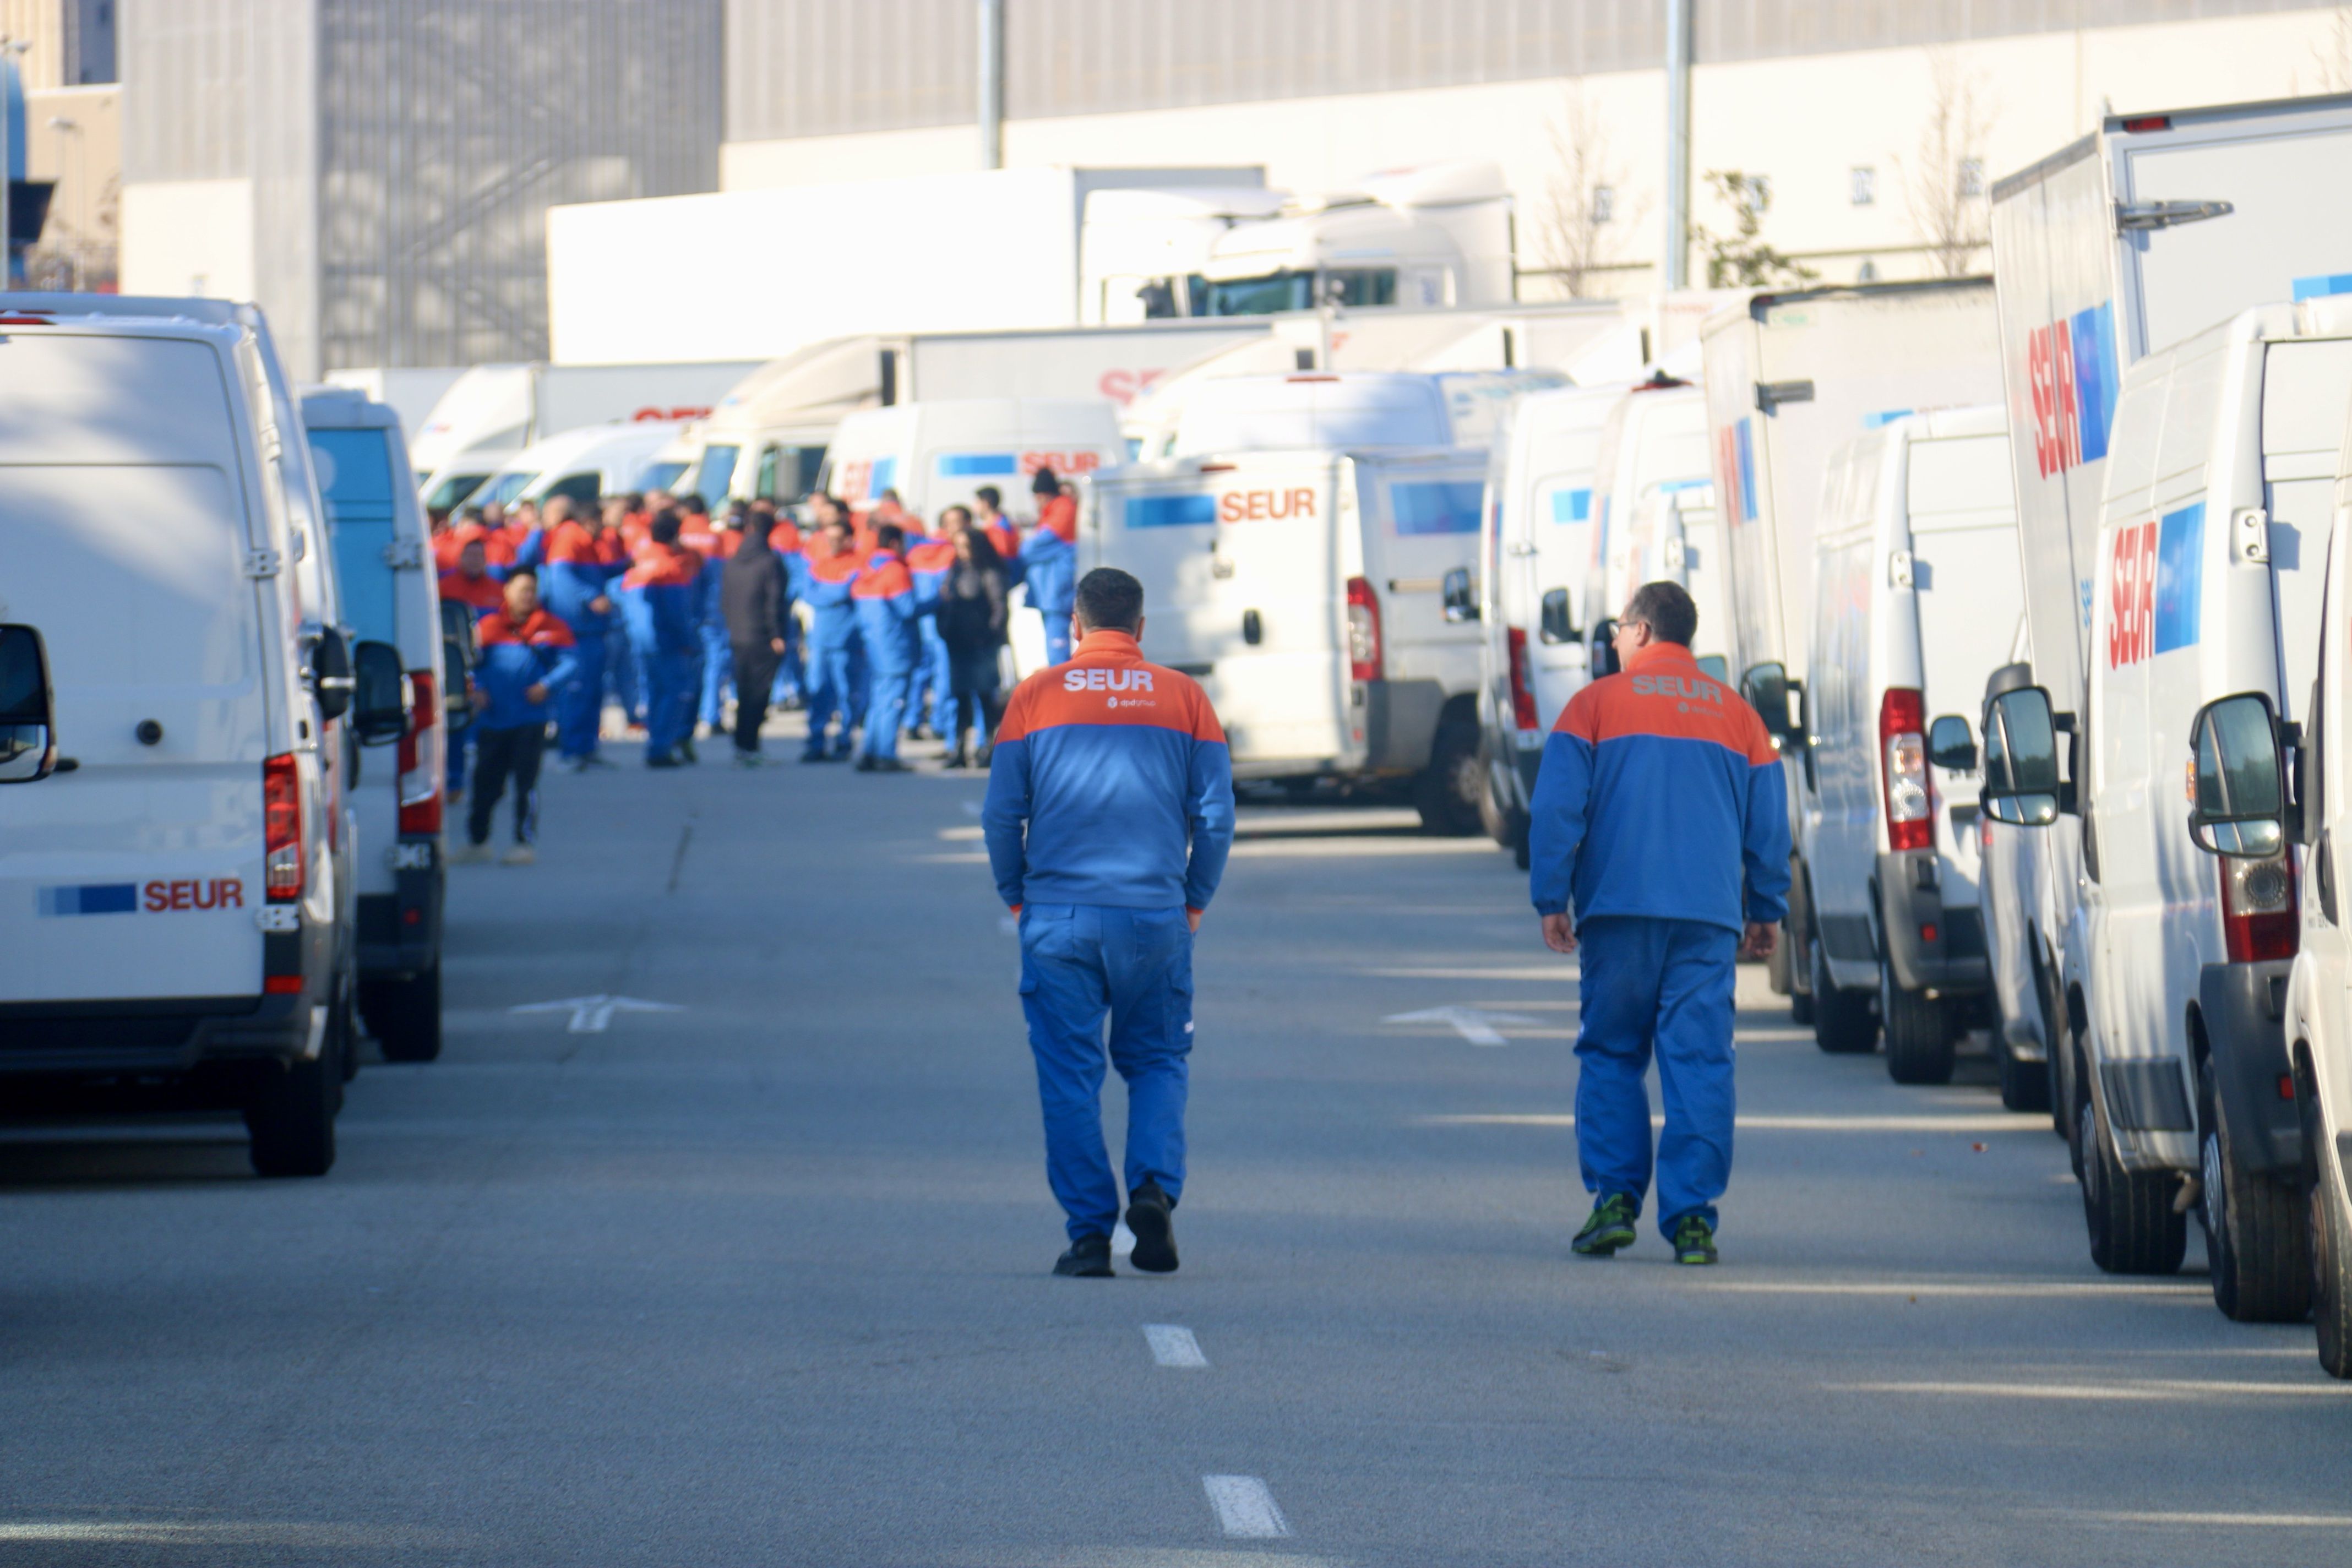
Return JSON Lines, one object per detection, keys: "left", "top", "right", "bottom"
{"left": 2310, "top": 1102, "right": 2352, "bottom": 1378}
{"left": 1811, "top": 940, "right": 1876, "bottom": 1054}
{"left": 1777, "top": 934, "right": 1815, "bottom": 1025}
{"left": 364, "top": 963, "right": 443, "bottom": 1064}
{"left": 2079, "top": 1071, "right": 2186, "bottom": 1275}
{"left": 1881, "top": 964, "right": 1956, "bottom": 1085}
{"left": 246, "top": 1053, "right": 338, "bottom": 1178}
{"left": 1476, "top": 738, "right": 1515, "bottom": 849}
{"left": 2198, "top": 1056, "right": 2310, "bottom": 1322}
{"left": 1415, "top": 717, "right": 1483, "bottom": 836}
{"left": 1997, "top": 1041, "right": 2051, "bottom": 1113}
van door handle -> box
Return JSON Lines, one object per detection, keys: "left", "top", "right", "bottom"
{"left": 1242, "top": 610, "right": 1262, "bottom": 646}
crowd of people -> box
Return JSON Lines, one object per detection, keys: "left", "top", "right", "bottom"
{"left": 424, "top": 470, "right": 1082, "bottom": 857}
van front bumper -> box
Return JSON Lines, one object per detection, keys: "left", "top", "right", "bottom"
{"left": 2198, "top": 960, "right": 2303, "bottom": 1177}
{"left": 1876, "top": 851, "right": 1989, "bottom": 994}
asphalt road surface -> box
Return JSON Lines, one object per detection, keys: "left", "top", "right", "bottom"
{"left": 2, "top": 730, "right": 2347, "bottom": 1567}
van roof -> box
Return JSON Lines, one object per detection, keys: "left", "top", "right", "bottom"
{"left": 300, "top": 384, "right": 398, "bottom": 428}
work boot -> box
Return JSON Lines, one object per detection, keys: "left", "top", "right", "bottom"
{"left": 943, "top": 739, "right": 968, "bottom": 770}
{"left": 447, "top": 841, "right": 492, "bottom": 866}
{"left": 1572, "top": 1193, "right": 1639, "bottom": 1258}
{"left": 1053, "top": 1234, "right": 1114, "bottom": 1278}
{"left": 646, "top": 751, "right": 680, "bottom": 770}
{"left": 867, "top": 758, "right": 912, "bottom": 774}
{"left": 733, "top": 749, "right": 761, "bottom": 768}
{"left": 1125, "top": 1182, "right": 1179, "bottom": 1273}
{"left": 853, "top": 755, "right": 876, "bottom": 772}
{"left": 678, "top": 736, "right": 698, "bottom": 764}
{"left": 1672, "top": 1215, "right": 1719, "bottom": 1266}
{"left": 500, "top": 844, "right": 536, "bottom": 867}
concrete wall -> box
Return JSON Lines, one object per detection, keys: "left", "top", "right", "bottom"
{"left": 117, "top": 175, "right": 251, "bottom": 298}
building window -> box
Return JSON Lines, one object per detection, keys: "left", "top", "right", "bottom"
{"left": 1958, "top": 159, "right": 1985, "bottom": 198}
{"left": 1592, "top": 184, "right": 1615, "bottom": 225}
{"left": 1850, "top": 166, "right": 1876, "bottom": 206}
{"left": 1857, "top": 259, "right": 1880, "bottom": 282}
{"left": 1740, "top": 175, "right": 1771, "bottom": 215}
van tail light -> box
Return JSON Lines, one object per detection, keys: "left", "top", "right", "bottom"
{"left": 1506, "top": 626, "right": 1540, "bottom": 732}
{"left": 1880, "top": 687, "right": 1931, "bottom": 852}
{"left": 398, "top": 671, "right": 444, "bottom": 836}
{"left": 1346, "top": 576, "right": 1383, "bottom": 683}
{"left": 2220, "top": 852, "right": 2298, "bottom": 963}
{"left": 264, "top": 753, "right": 303, "bottom": 902}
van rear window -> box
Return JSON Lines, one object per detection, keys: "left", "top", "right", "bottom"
{"left": 311, "top": 428, "right": 401, "bottom": 645}
{"left": 0, "top": 336, "right": 238, "bottom": 465}
{"left": 1391, "top": 481, "right": 1484, "bottom": 537}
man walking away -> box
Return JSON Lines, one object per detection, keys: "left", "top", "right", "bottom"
{"left": 973, "top": 486, "right": 1023, "bottom": 585}
{"left": 851, "top": 523, "right": 922, "bottom": 773}
{"left": 537, "top": 497, "right": 620, "bottom": 771}
{"left": 938, "top": 525, "right": 1009, "bottom": 769}
{"left": 456, "top": 569, "right": 579, "bottom": 866}
{"left": 1528, "top": 581, "right": 1789, "bottom": 1266}
{"left": 1019, "top": 469, "right": 1079, "bottom": 666}
{"left": 906, "top": 514, "right": 962, "bottom": 741}
{"left": 620, "top": 510, "right": 704, "bottom": 769}
{"left": 983, "top": 567, "right": 1236, "bottom": 1277}
{"left": 722, "top": 516, "right": 787, "bottom": 765}
{"left": 799, "top": 519, "right": 864, "bottom": 763}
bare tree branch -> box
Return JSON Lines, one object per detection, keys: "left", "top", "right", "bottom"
{"left": 1898, "top": 49, "right": 1994, "bottom": 279}
{"left": 1534, "top": 84, "right": 1636, "bottom": 299}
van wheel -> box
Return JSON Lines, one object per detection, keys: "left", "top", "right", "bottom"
{"left": 2198, "top": 1057, "right": 2310, "bottom": 1322}
{"left": 246, "top": 1052, "right": 338, "bottom": 1178}
{"left": 1775, "top": 934, "right": 1815, "bottom": 1024}
{"left": 1997, "top": 1042, "right": 2050, "bottom": 1112}
{"left": 1881, "top": 963, "right": 1955, "bottom": 1085}
{"left": 2079, "top": 1074, "right": 2185, "bottom": 1275}
{"left": 1415, "top": 718, "right": 1483, "bottom": 836}
{"left": 363, "top": 963, "right": 443, "bottom": 1064}
{"left": 1811, "top": 940, "right": 1876, "bottom": 1054}
{"left": 2311, "top": 1110, "right": 2352, "bottom": 1378}
{"left": 1476, "top": 739, "right": 1514, "bottom": 848}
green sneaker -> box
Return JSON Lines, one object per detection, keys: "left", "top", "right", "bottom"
{"left": 1672, "top": 1214, "right": 1719, "bottom": 1266}
{"left": 1572, "top": 1194, "right": 1640, "bottom": 1257}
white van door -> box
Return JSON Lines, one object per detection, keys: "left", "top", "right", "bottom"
{"left": 1196, "top": 455, "right": 1349, "bottom": 770}
{"left": 1525, "top": 470, "right": 1595, "bottom": 725}
{"left": 1362, "top": 460, "right": 1489, "bottom": 697}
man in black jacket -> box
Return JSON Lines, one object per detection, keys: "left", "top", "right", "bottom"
{"left": 720, "top": 513, "right": 788, "bottom": 765}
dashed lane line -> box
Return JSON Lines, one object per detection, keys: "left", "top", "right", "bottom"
{"left": 1202, "top": 1476, "right": 1289, "bottom": 1538}
{"left": 1143, "top": 1325, "right": 1208, "bottom": 1368}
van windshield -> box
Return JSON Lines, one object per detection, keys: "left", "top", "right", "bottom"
{"left": 1205, "top": 268, "right": 1397, "bottom": 315}
{"left": 641, "top": 460, "right": 687, "bottom": 493}
{"left": 308, "top": 427, "right": 401, "bottom": 645}
{"left": 477, "top": 471, "right": 538, "bottom": 507}
{"left": 424, "top": 472, "right": 489, "bottom": 512}
{"left": 692, "top": 444, "right": 739, "bottom": 503}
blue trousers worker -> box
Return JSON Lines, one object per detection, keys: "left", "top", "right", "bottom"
{"left": 698, "top": 621, "right": 732, "bottom": 732}
{"left": 554, "top": 633, "right": 604, "bottom": 759}
{"left": 919, "top": 618, "right": 956, "bottom": 737}
{"left": 861, "top": 660, "right": 910, "bottom": 761}
{"left": 1020, "top": 904, "right": 1195, "bottom": 1240}
{"left": 1528, "top": 594, "right": 1789, "bottom": 1264}
{"left": 642, "top": 651, "right": 699, "bottom": 760}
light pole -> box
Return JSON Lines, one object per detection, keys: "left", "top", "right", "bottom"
{"left": 1, "top": 38, "right": 28, "bottom": 290}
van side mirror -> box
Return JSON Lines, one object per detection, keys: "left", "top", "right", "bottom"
{"left": 311, "top": 626, "right": 354, "bottom": 722}
{"left": 442, "top": 639, "right": 477, "bottom": 734}
{"left": 2188, "top": 692, "right": 2288, "bottom": 857}
{"left": 1441, "top": 567, "right": 1479, "bottom": 623}
{"left": 440, "top": 598, "right": 480, "bottom": 664}
{"left": 1740, "top": 661, "right": 1804, "bottom": 745}
{"left": 1539, "top": 588, "right": 1577, "bottom": 645}
{"left": 1589, "top": 617, "right": 1620, "bottom": 677}
{"left": 1981, "top": 685, "right": 2063, "bottom": 826}
{"left": 0, "top": 624, "right": 59, "bottom": 783}
{"left": 351, "top": 640, "right": 411, "bottom": 745}
{"left": 1928, "top": 714, "right": 1977, "bottom": 772}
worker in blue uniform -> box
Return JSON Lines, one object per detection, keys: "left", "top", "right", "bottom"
{"left": 534, "top": 497, "right": 619, "bottom": 771}
{"left": 1528, "top": 580, "right": 1790, "bottom": 1267}
{"left": 1019, "top": 469, "right": 1079, "bottom": 666}
{"left": 983, "top": 567, "right": 1236, "bottom": 1278}
{"left": 906, "top": 516, "right": 961, "bottom": 741}
{"left": 453, "top": 568, "right": 580, "bottom": 867}
{"left": 619, "top": 509, "right": 705, "bottom": 769}
{"left": 851, "top": 523, "right": 922, "bottom": 773}
{"left": 799, "top": 518, "right": 864, "bottom": 762}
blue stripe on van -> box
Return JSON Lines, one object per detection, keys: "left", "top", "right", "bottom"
{"left": 2071, "top": 301, "right": 2120, "bottom": 465}
{"left": 1862, "top": 409, "right": 1913, "bottom": 429}
{"left": 2293, "top": 273, "right": 2352, "bottom": 301}
{"left": 1734, "top": 418, "right": 1757, "bottom": 522}
{"left": 1392, "top": 481, "right": 1485, "bottom": 536}
{"left": 939, "top": 453, "right": 1019, "bottom": 477}
{"left": 2153, "top": 501, "right": 2203, "bottom": 655}
{"left": 39, "top": 883, "right": 138, "bottom": 917}
{"left": 1550, "top": 487, "right": 1591, "bottom": 524}
{"left": 1127, "top": 493, "right": 1218, "bottom": 529}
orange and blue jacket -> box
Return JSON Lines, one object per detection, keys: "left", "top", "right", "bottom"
{"left": 437, "top": 567, "right": 505, "bottom": 618}
{"left": 982, "top": 630, "right": 1235, "bottom": 913}
{"left": 619, "top": 542, "right": 704, "bottom": 656}
{"left": 851, "top": 548, "right": 921, "bottom": 673}
{"left": 1020, "top": 493, "right": 1080, "bottom": 613}
{"left": 473, "top": 608, "right": 580, "bottom": 728}
{"left": 537, "top": 520, "right": 620, "bottom": 633}
{"left": 905, "top": 537, "right": 957, "bottom": 608}
{"left": 1529, "top": 641, "right": 1790, "bottom": 932}
{"left": 802, "top": 549, "right": 863, "bottom": 650}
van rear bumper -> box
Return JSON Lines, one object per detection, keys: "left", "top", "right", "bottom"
{"left": 1366, "top": 679, "right": 1446, "bottom": 771}
{"left": 0, "top": 989, "right": 320, "bottom": 1075}
{"left": 358, "top": 857, "right": 444, "bottom": 979}
{"left": 1876, "top": 851, "right": 1989, "bottom": 994}
{"left": 2197, "top": 960, "right": 2303, "bottom": 1177}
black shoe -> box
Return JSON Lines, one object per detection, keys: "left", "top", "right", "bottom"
{"left": 1125, "top": 1182, "right": 1179, "bottom": 1273}
{"left": 798, "top": 750, "right": 827, "bottom": 765}
{"left": 1053, "top": 1234, "right": 1114, "bottom": 1277}
{"left": 678, "top": 737, "right": 698, "bottom": 764}
{"left": 645, "top": 752, "right": 680, "bottom": 770}
{"left": 854, "top": 755, "right": 876, "bottom": 772}
{"left": 867, "top": 758, "right": 912, "bottom": 774}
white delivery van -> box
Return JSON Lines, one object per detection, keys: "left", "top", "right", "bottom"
{"left": 1795, "top": 406, "right": 2024, "bottom": 1086}
{"left": 1473, "top": 384, "right": 1624, "bottom": 856}
{"left": 2271, "top": 392, "right": 2352, "bottom": 1378}
{"left": 1985, "top": 298, "right": 2352, "bottom": 1306}
{"left": 818, "top": 398, "right": 1128, "bottom": 524}
{"left": 1976, "top": 635, "right": 2060, "bottom": 1114}
{"left": 0, "top": 304, "right": 409, "bottom": 1175}
{"left": 462, "top": 421, "right": 690, "bottom": 511}
{"left": 303, "top": 386, "right": 456, "bottom": 1063}
{"left": 1986, "top": 91, "right": 2352, "bottom": 1200}
{"left": 1701, "top": 279, "right": 2004, "bottom": 1011}
{"left": 1583, "top": 380, "right": 1716, "bottom": 638}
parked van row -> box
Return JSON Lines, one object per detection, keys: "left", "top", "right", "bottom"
{"left": 0, "top": 296, "right": 463, "bottom": 1178}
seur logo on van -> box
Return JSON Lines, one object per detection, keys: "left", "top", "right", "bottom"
{"left": 2106, "top": 502, "right": 2204, "bottom": 667}
{"left": 1218, "top": 488, "right": 1316, "bottom": 522}
{"left": 37, "top": 879, "right": 246, "bottom": 916}
{"left": 2024, "top": 300, "right": 2121, "bottom": 480}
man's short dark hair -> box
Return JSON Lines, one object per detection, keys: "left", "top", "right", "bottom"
{"left": 505, "top": 565, "right": 537, "bottom": 584}
{"left": 974, "top": 485, "right": 1002, "bottom": 509}
{"left": 650, "top": 509, "right": 682, "bottom": 545}
{"left": 1074, "top": 567, "right": 1144, "bottom": 632}
{"left": 1625, "top": 580, "right": 1698, "bottom": 648}
{"left": 876, "top": 522, "right": 906, "bottom": 551}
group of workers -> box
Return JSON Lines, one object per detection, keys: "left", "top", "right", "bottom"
{"left": 425, "top": 469, "right": 1081, "bottom": 848}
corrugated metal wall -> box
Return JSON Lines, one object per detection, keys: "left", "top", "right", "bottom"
{"left": 123, "top": 0, "right": 722, "bottom": 374}
{"left": 725, "top": 0, "right": 2338, "bottom": 143}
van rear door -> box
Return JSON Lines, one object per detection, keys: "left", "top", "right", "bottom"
{"left": 1360, "top": 456, "right": 1488, "bottom": 701}
{"left": 1190, "top": 455, "right": 1348, "bottom": 771}
{"left": 0, "top": 333, "right": 270, "bottom": 1003}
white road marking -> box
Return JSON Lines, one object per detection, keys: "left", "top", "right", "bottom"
{"left": 507, "top": 995, "right": 684, "bottom": 1033}
{"left": 1111, "top": 1222, "right": 1136, "bottom": 1257}
{"left": 1833, "top": 1379, "right": 2350, "bottom": 1400}
{"left": 1423, "top": 1113, "right": 2046, "bottom": 1133}
{"left": 1202, "top": 1475, "right": 1289, "bottom": 1538}
{"left": 1383, "top": 1005, "right": 1540, "bottom": 1046}
{"left": 937, "top": 825, "right": 984, "bottom": 841}
{"left": 961, "top": 800, "right": 982, "bottom": 817}
{"left": 1360, "top": 965, "right": 1577, "bottom": 981}
{"left": 2053, "top": 1510, "right": 2352, "bottom": 1528}
{"left": 1706, "top": 1280, "right": 2203, "bottom": 1298}
{"left": 1143, "top": 1324, "right": 1209, "bottom": 1368}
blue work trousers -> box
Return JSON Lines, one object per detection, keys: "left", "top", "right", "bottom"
{"left": 862, "top": 661, "right": 911, "bottom": 761}
{"left": 606, "top": 632, "right": 643, "bottom": 725}
{"left": 698, "top": 623, "right": 732, "bottom": 729}
{"left": 555, "top": 633, "right": 604, "bottom": 760}
{"left": 1573, "top": 916, "right": 1739, "bottom": 1237}
{"left": 801, "top": 633, "right": 858, "bottom": 758}
{"left": 1040, "top": 610, "right": 1072, "bottom": 668}
{"left": 1019, "top": 903, "right": 1194, "bottom": 1241}
{"left": 641, "top": 650, "right": 699, "bottom": 759}
{"left": 769, "top": 613, "right": 804, "bottom": 704}
{"left": 918, "top": 620, "right": 956, "bottom": 737}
